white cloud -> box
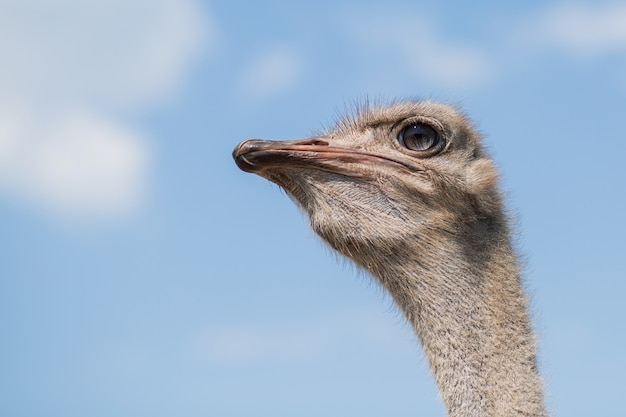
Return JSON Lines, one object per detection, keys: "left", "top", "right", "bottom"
{"left": 531, "top": 3, "right": 626, "bottom": 56}
{"left": 238, "top": 46, "right": 304, "bottom": 99}
{"left": 343, "top": 11, "right": 493, "bottom": 90}
{"left": 0, "top": 108, "right": 150, "bottom": 218}
{"left": 0, "top": 0, "right": 210, "bottom": 220}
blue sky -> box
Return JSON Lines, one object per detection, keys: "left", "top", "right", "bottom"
{"left": 0, "top": 1, "right": 625, "bottom": 416}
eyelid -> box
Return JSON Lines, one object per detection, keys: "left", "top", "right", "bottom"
{"left": 389, "top": 116, "right": 442, "bottom": 135}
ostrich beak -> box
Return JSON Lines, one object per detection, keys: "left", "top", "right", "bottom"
{"left": 233, "top": 137, "right": 420, "bottom": 174}
{"left": 233, "top": 138, "right": 333, "bottom": 173}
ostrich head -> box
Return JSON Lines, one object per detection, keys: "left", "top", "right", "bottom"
{"left": 233, "top": 101, "right": 505, "bottom": 278}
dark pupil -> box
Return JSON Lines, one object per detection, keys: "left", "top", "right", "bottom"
{"left": 401, "top": 124, "right": 437, "bottom": 151}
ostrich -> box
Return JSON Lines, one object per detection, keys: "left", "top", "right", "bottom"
{"left": 232, "top": 100, "right": 548, "bottom": 417}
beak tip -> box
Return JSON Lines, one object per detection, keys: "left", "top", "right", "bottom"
{"left": 233, "top": 139, "right": 269, "bottom": 172}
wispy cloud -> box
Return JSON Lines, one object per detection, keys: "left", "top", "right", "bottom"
{"left": 338, "top": 3, "right": 626, "bottom": 93}
{"left": 342, "top": 10, "right": 493, "bottom": 91}
{"left": 238, "top": 45, "right": 304, "bottom": 100}
{"left": 191, "top": 310, "right": 411, "bottom": 366}
{"left": 199, "top": 323, "right": 319, "bottom": 364}
{"left": 0, "top": 0, "right": 210, "bottom": 221}
{"left": 529, "top": 3, "right": 626, "bottom": 56}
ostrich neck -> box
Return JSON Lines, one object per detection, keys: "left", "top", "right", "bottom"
{"left": 360, "top": 224, "right": 548, "bottom": 417}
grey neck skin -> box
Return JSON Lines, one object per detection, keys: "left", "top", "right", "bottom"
{"left": 347, "top": 225, "right": 548, "bottom": 417}
{"left": 295, "top": 166, "right": 548, "bottom": 417}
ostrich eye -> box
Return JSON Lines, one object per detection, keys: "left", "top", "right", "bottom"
{"left": 398, "top": 123, "right": 441, "bottom": 152}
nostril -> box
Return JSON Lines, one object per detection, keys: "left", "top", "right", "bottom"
{"left": 297, "top": 138, "right": 329, "bottom": 146}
